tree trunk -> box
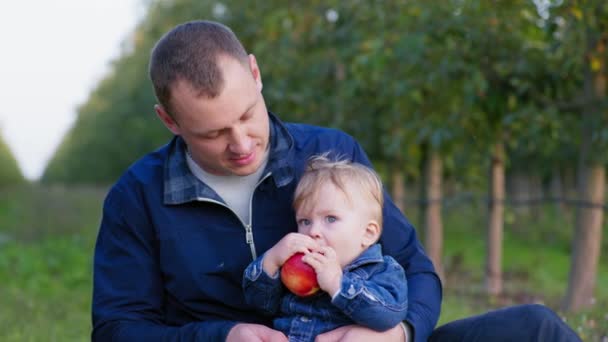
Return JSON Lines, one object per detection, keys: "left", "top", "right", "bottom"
{"left": 563, "top": 165, "right": 605, "bottom": 311}
{"left": 563, "top": 40, "right": 606, "bottom": 311}
{"left": 424, "top": 150, "right": 444, "bottom": 282}
{"left": 486, "top": 141, "right": 505, "bottom": 296}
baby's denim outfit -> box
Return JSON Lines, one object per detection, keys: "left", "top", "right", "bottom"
{"left": 243, "top": 244, "right": 408, "bottom": 342}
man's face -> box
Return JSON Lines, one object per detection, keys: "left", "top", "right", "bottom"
{"left": 157, "top": 55, "right": 270, "bottom": 176}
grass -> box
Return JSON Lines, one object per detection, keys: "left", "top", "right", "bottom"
{"left": 0, "top": 185, "right": 106, "bottom": 342}
{"left": 0, "top": 236, "right": 93, "bottom": 341}
{"left": 415, "top": 202, "right": 608, "bottom": 340}
{"left": 0, "top": 185, "right": 606, "bottom": 341}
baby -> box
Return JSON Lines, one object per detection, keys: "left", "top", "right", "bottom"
{"left": 243, "top": 154, "right": 408, "bottom": 341}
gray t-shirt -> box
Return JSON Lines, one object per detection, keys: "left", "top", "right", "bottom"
{"left": 185, "top": 149, "right": 269, "bottom": 225}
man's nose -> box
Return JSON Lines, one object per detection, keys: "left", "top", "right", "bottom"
{"left": 228, "top": 125, "right": 251, "bottom": 154}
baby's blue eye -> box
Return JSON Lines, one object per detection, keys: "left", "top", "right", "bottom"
{"left": 298, "top": 219, "right": 311, "bottom": 226}
{"left": 326, "top": 216, "right": 337, "bottom": 223}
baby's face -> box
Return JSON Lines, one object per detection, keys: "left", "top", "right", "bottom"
{"left": 296, "top": 183, "right": 375, "bottom": 267}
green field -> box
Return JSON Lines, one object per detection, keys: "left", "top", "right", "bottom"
{"left": 0, "top": 185, "right": 606, "bottom": 341}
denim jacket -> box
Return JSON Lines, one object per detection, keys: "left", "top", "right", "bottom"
{"left": 243, "top": 244, "right": 408, "bottom": 341}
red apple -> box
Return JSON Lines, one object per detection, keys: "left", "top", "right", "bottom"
{"left": 280, "top": 252, "right": 320, "bottom": 297}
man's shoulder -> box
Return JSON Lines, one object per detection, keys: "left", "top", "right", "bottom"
{"left": 284, "top": 122, "right": 358, "bottom": 150}
{"left": 113, "top": 140, "right": 172, "bottom": 190}
{"left": 284, "top": 122, "right": 347, "bottom": 137}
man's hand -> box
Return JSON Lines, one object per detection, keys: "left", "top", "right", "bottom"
{"left": 226, "top": 323, "right": 288, "bottom": 342}
{"left": 315, "top": 324, "right": 406, "bottom": 342}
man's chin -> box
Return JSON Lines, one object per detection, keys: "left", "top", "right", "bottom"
{"left": 227, "top": 161, "right": 262, "bottom": 177}
{"left": 226, "top": 148, "right": 267, "bottom": 176}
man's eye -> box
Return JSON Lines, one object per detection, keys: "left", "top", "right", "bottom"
{"left": 241, "top": 112, "right": 252, "bottom": 121}
{"left": 203, "top": 132, "right": 220, "bottom": 139}
{"left": 326, "top": 216, "right": 337, "bottom": 223}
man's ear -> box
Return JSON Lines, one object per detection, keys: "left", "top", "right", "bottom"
{"left": 155, "top": 104, "right": 181, "bottom": 136}
{"left": 248, "top": 54, "right": 263, "bottom": 92}
{"left": 362, "top": 220, "right": 381, "bottom": 248}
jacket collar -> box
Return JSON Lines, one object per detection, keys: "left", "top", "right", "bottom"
{"left": 163, "top": 112, "right": 294, "bottom": 205}
{"left": 343, "top": 244, "right": 384, "bottom": 271}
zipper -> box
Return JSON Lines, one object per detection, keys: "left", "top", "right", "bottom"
{"left": 245, "top": 224, "right": 255, "bottom": 259}
{"left": 245, "top": 172, "right": 272, "bottom": 260}
{"left": 195, "top": 171, "right": 272, "bottom": 261}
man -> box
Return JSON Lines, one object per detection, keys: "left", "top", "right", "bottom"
{"left": 92, "top": 20, "right": 581, "bottom": 342}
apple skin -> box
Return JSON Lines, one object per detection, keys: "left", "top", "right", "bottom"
{"left": 280, "top": 252, "right": 320, "bottom": 297}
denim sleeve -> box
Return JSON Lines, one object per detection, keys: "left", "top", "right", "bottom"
{"left": 92, "top": 185, "right": 236, "bottom": 341}
{"left": 331, "top": 257, "right": 409, "bottom": 331}
{"left": 346, "top": 138, "right": 442, "bottom": 342}
{"left": 242, "top": 253, "right": 285, "bottom": 315}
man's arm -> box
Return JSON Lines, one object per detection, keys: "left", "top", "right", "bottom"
{"left": 347, "top": 138, "right": 442, "bottom": 342}
{"left": 92, "top": 185, "right": 237, "bottom": 341}
{"left": 381, "top": 196, "right": 442, "bottom": 342}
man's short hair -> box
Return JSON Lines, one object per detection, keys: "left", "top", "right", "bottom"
{"left": 293, "top": 154, "right": 385, "bottom": 228}
{"left": 148, "top": 20, "right": 249, "bottom": 117}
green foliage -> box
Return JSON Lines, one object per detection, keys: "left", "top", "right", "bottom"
{"left": 0, "top": 237, "right": 93, "bottom": 341}
{"left": 42, "top": 0, "right": 608, "bottom": 185}
{"left": 41, "top": 48, "right": 171, "bottom": 184}
{"left": 0, "top": 136, "right": 24, "bottom": 186}
{"left": 545, "top": 0, "right": 608, "bottom": 164}
{"left": 0, "top": 185, "right": 106, "bottom": 342}
{"left": 0, "top": 185, "right": 106, "bottom": 240}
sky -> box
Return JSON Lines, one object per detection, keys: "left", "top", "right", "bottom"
{"left": 0, "top": 1, "right": 143, "bottom": 180}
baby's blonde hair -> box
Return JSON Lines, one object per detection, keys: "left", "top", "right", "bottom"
{"left": 293, "top": 154, "right": 384, "bottom": 228}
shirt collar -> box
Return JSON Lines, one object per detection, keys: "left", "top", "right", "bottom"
{"left": 163, "top": 112, "right": 294, "bottom": 205}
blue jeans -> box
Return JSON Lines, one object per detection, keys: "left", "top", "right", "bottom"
{"left": 429, "top": 304, "right": 581, "bottom": 342}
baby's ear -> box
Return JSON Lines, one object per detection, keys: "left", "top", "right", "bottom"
{"left": 362, "top": 220, "right": 381, "bottom": 247}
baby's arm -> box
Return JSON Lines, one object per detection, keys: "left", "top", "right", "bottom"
{"left": 331, "top": 256, "right": 408, "bottom": 331}
{"left": 243, "top": 233, "right": 318, "bottom": 314}
{"left": 242, "top": 253, "right": 284, "bottom": 315}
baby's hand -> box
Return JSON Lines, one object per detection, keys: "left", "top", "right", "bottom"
{"left": 302, "top": 246, "right": 342, "bottom": 296}
{"left": 263, "top": 233, "right": 317, "bottom": 276}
